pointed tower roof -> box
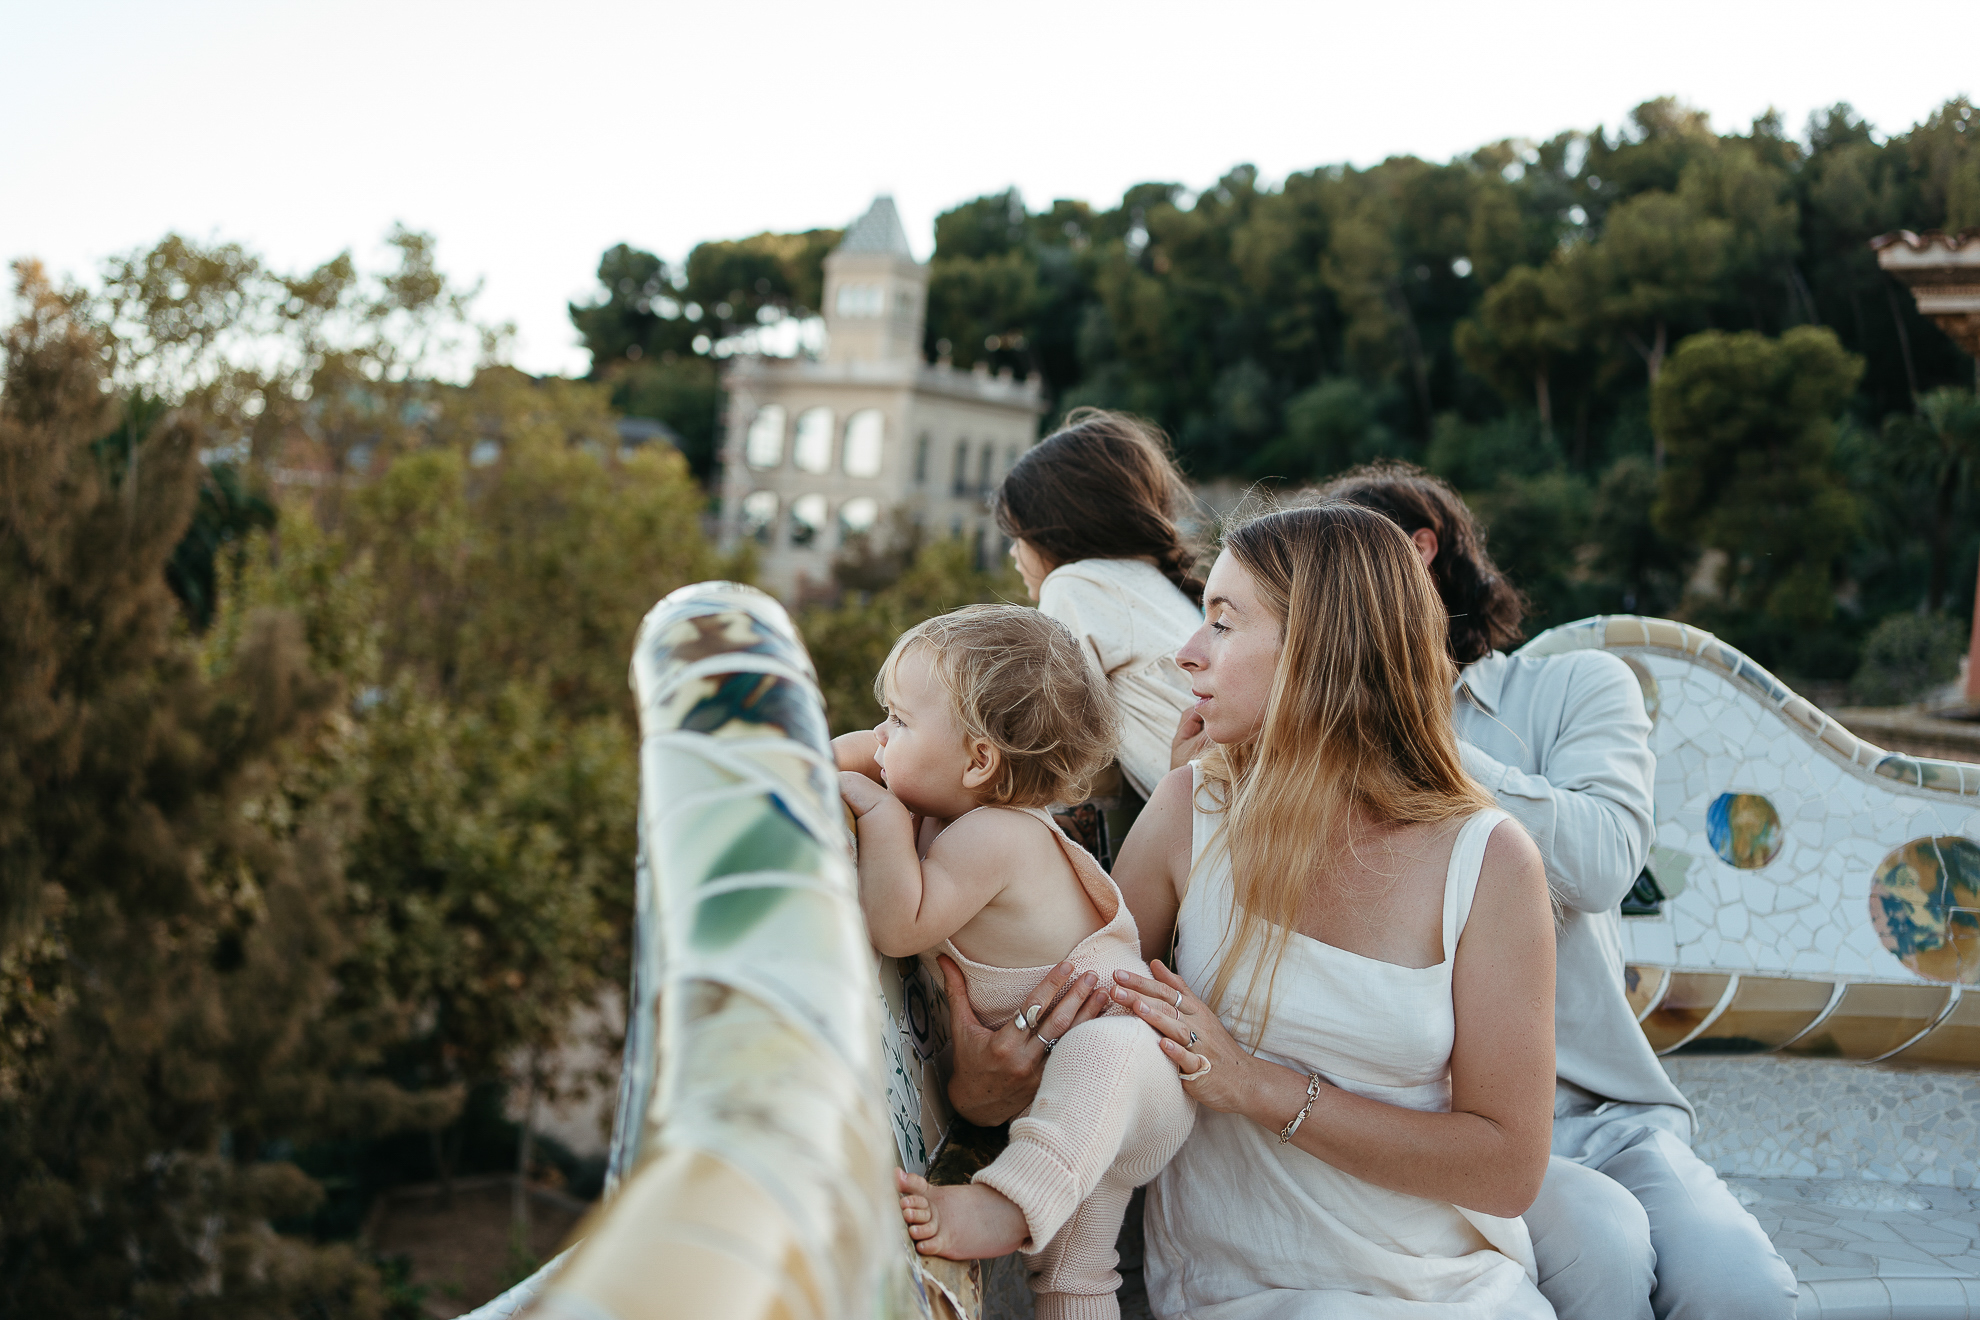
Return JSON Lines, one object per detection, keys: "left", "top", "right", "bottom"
{"left": 836, "top": 195, "right": 915, "bottom": 258}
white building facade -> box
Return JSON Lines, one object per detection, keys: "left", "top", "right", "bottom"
{"left": 717, "top": 196, "right": 1046, "bottom": 600}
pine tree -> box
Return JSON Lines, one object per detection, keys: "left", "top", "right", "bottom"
{"left": 0, "top": 261, "right": 442, "bottom": 1318}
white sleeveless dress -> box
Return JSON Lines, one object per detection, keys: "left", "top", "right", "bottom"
{"left": 1142, "top": 778, "right": 1552, "bottom": 1319}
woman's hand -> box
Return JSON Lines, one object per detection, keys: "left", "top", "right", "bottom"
{"left": 942, "top": 954, "right": 1108, "bottom": 1126}
{"left": 1111, "top": 959, "right": 1265, "bottom": 1115}
{"left": 1169, "top": 706, "right": 1208, "bottom": 771}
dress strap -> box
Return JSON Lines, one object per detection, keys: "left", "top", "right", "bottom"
{"left": 1442, "top": 808, "right": 1511, "bottom": 961}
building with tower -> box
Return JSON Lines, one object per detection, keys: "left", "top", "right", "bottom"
{"left": 716, "top": 196, "right": 1046, "bottom": 600}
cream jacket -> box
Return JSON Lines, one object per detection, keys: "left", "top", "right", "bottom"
{"left": 1036, "top": 558, "right": 1201, "bottom": 801}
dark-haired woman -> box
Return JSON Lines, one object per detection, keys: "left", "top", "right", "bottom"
{"left": 1319, "top": 464, "right": 1796, "bottom": 1320}
{"left": 993, "top": 409, "right": 1203, "bottom": 802}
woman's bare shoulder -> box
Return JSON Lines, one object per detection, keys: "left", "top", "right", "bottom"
{"left": 1149, "top": 763, "right": 1196, "bottom": 812}
{"left": 1475, "top": 815, "right": 1548, "bottom": 909}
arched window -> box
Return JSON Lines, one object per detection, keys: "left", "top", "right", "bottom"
{"left": 744, "top": 405, "right": 786, "bottom": 469}
{"left": 834, "top": 284, "right": 883, "bottom": 317}
{"left": 793, "top": 406, "right": 834, "bottom": 473}
{"left": 843, "top": 409, "right": 885, "bottom": 478}
{"left": 740, "top": 490, "right": 778, "bottom": 545}
{"left": 838, "top": 496, "right": 879, "bottom": 542}
{"left": 789, "top": 494, "right": 828, "bottom": 548}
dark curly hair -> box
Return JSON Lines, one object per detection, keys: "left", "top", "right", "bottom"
{"left": 991, "top": 408, "right": 1205, "bottom": 606}
{"left": 1313, "top": 462, "right": 1528, "bottom": 665}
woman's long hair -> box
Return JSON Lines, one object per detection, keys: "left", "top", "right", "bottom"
{"left": 1196, "top": 501, "right": 1496, "bottom": 1036}
{"left": 991, "top": 408, "right": 1205, "bottom": 605}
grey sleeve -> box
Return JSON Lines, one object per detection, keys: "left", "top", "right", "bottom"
{"left": 1458, "top": 653, "right": 1655, "bottom": 914}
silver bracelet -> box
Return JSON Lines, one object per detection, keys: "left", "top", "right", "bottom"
{"left": 1278, "top": 1072, "right": 1322, "bottom": 1144}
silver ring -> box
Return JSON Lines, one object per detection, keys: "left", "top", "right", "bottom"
{"left": 1174, "top": 989, "right": 1184, "bottom": 1011}
{"left": 1180, "top": 1060, "right": 1213, "bottom": 1083}
{"left": 1186, "top": 1031, "right": 1198, "bottom": 1048}
{"left": 1013, "top": 1003, "right": 1043, "bottom": 1033}
{"left": 1038, "top": 1033, "right": 1059, "bottom": 1052}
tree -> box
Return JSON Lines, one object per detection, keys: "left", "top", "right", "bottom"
{"left": 1567, "top": 189, "right": 1731, "bottom": 394}
{"left": 1454, "top": 265, "right": 1576, "bottom": 443}
{"left": 1468, "top": 469, "right": 1595, "bottom": 632}
{"left": 0, "top": 261, "right": 446, "bottom": 1318}
{"left": 567, "top": 244, "right": 701, "bottom": 368}
{"left": 1249, "top": 377, "right": 1402, "bottom": 481}
{"left": 267, "top": 365, "right": 729, "bottom": 1195}
{"left": 1879, "top": 388, "right": 1980, "bottom": 612}
{"left": 1587, "top": 454, "right": 1689, "bottom": 617}
{"left": 1652, "top": 326, "right": 1863, "bottom": 631}
{"left": 683, "top": 227, "right": 840, "bottom": 336}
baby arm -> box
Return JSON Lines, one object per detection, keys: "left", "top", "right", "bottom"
{"left": 840, "top": 773, "right": 1002, "bottom": 959}
{"left": 833, "top": 730, "right": 884, "bottom": 785}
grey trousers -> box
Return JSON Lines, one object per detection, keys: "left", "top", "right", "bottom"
{"left": 1525, "top": 1097, "right": 1798, "bottom": 1320}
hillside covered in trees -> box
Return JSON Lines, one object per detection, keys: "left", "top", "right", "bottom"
{"left": 578, "top": 96, "right": 1980, "bottom": 689}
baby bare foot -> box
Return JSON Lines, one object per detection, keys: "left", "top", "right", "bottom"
{"left": 895, "top": 1168, "right": 1031, "bottom": 1259}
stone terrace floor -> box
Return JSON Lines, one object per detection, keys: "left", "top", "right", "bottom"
{"left": 1732, "top": 1176, "right": 1980, "bottom": 1319}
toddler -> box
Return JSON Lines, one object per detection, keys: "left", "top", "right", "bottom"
{"left": 837, "top": 603, "right": 1195, "bottom": 1320}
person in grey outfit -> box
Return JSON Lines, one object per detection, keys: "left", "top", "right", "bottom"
{"left": 1322, "top": 465, "right": 1797, "bottom": 1320}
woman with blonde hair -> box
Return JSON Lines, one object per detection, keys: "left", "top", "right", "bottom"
{"left": 952, "top": 500, "right": 1561, "bottom": 1315}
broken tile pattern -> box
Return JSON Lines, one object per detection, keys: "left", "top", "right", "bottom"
{"left": 1666, "top": 1056, "right": 1980, "bottom": 1189}
{"left": 1729, "top": 1175, "right": 1980, "bottom": 1285}
{"left": 1615, "top": 650, "right": 1980, "bottom": 985}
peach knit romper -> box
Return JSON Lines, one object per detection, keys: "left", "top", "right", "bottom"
{"left": 942, "top": 807, "right": 1196, "bottom": 1320}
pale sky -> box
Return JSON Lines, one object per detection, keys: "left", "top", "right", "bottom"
{"left": 4, "top": 0, "right": 1971, "bottom": 377}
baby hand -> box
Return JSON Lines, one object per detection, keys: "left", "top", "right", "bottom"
{"left": 839, "top": 770, "right": 895, "bottom": 818}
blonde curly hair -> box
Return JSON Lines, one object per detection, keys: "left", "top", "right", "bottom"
{"left": 878, "top": 603, "right": 1118, "bottom": 808}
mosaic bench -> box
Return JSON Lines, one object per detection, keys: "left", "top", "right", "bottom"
{"left": 1529, "top": 617, "right": 1980, "bottom": 1320}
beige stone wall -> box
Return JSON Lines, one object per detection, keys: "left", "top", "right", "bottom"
{"left": 720, "top": 359, "right": 1043, "bottom": 599}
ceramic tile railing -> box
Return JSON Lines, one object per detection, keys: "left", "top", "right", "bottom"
{"left": 1521, "top": 616, "right": 1980, "bottom": 1068}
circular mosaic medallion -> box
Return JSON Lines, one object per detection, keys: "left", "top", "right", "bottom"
{"left": 1705, "top": 793, "right": 1782, "bottom": 869}
{"left": 1620, "top": 655, "right": 1660, "bottom": 726}
{"left": 1870, "top": 836, "right": 1980, "bottom": 984}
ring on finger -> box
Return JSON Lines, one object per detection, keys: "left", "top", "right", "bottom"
{"left": 1180, "top": 1059, "right": 1213, "bottom": 1082}
{"left": 1013, "top": 1003, "right": 1044, "bottom": 1033}
{"left": 1186, "top": 1030, "right": 1198, "bottom": 1048}
{"left": 1038, "top": 1033, "right": 1059, "bottom": 1051}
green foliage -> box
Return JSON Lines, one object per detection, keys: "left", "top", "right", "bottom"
{"left": 567, "top": 243, "right": 700, "bottom": 367}
{"left": 1250, "top": 377, "right": 1403, "bottom": 481}
{"left": 1875, "top": 389, "right": 1980, "bottom": 612}
{"left": 1454, "top": 265, "right": 1576, "bottom": 436}
{"left": 557, "top": 92, "right": 1979, "bottom": 683}
{"left": 1467, "top": 468, "right": 1596, "bottom": 634}
{"left": 0, "top": 261, "right": 445, "bottom": 1318}
{"left": 606, "top": 353, "right": 721, "bottom": 479}
{"left": 1653, "top": 326, "right": 1863, "bottom": 629}
{"left": 1851, "top": 612, "right": 1968, "bottom": 706}
{"left": 2, "top": 227, "right": 737, "bottom": 1312}
{"left": 684, "top": 228, "right": 840, "bottom": 327}
{"left": 237, "top": 363, "right": 729, "bottom": 1160}
{"left": 1424, "top": 412, "right": 1560, "bottom": 491}
{"left": 800, "top": 534, "right": 1026, "bottom": 736}
{"left": 1587, "top": 455, "right": 1689, "bottom": 617}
